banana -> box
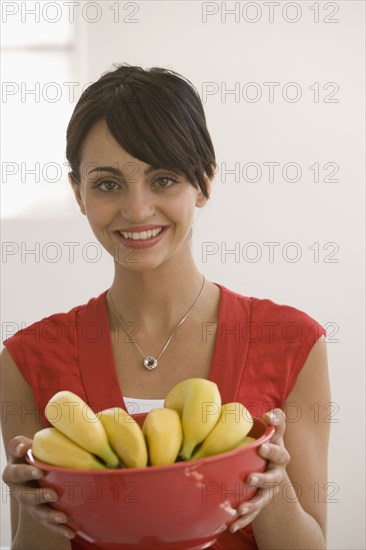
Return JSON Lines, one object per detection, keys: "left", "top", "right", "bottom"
{"left": 191, "top": 402, "right": 253, "bottom": 460}
{"left": 32, "top": 427, "right": 107, "bottom": 470}
{"left": 164, "top": 378, "right": 221, "bottom": 460}
{"left": 231, "top": 436, "right": 256, "bottom": 450}
{"left": 142, "top": 408, "right": 183, "bottom": 466}
{"left": 45, "top": 391, "right": 119, "bottom": 468}
{"left": 98, "top": 407, "right": 148, "bottom": 468}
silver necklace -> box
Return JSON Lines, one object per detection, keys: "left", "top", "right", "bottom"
{"left": 108, "top": 276, "right": 206, "bottom": 371}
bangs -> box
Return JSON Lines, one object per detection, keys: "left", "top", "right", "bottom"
{"left": 104, "top": 80, "right": 201, "bottom": 185}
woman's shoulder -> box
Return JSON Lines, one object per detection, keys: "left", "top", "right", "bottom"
{"left": 218, "top": 283, "right": 326, "bottom": 341}
{"left": 2, "top": 289, "right": 109, "bottom": 348}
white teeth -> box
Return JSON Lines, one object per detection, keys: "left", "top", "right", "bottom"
{"left": 119, "top": 227, "right": 163, "bottom": 240}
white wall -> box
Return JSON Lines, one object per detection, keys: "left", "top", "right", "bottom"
{"left": 1, "top": 1, "right": 365, "bottom": 548}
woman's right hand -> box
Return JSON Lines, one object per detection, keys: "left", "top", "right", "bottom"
{"left": 2, "top": 435, "right": 76, "bottom": 540}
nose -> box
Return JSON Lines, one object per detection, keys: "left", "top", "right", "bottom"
{"left": 119, "top": 185, "right": 155, "bottom": 223}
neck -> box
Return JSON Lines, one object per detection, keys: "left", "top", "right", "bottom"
{"left": 107, "top": 257, "right": 205, "bottom": 329}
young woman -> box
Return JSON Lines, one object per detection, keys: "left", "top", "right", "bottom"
{"left": 1, "top": 64, "right": 330, "bottom": 550}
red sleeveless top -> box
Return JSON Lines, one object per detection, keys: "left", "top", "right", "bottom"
{"left": 3, "top": 284, "right": 326, "bottom": 550}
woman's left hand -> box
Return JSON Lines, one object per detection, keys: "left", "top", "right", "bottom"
{"left": 229, "top": 408, "right": 290, "bottom": 533}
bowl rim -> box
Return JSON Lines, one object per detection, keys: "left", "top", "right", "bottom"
{"left": 26, "top": 417, "right": 275, "bottom": 475}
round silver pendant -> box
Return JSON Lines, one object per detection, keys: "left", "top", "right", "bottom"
{"left": 143, "top": 356, "right": 158, "bottom": 370}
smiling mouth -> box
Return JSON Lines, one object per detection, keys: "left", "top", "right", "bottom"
{"left": 117, "top": 227, "right": 164, "bottom": 241}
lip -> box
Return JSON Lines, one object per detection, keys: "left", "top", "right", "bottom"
{"left": 113, "top": 226, "right": 169, "bottom": 250}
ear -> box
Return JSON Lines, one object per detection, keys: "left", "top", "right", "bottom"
{"left": 195, "top": 173, "right": 214, "bottom": 208}
{"left": 69, "top": 173, "right": 86, "bottom": 215}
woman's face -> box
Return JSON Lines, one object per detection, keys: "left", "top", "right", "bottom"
{"left": 71, "top": 119, "right": 211, "bottom": 272}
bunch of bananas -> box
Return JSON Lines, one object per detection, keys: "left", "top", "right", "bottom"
{"left": 33, "top": 392, "right": 147, "bottom": 470}
{"left": 32, "top": 379, "right": 255, "bottom": 470}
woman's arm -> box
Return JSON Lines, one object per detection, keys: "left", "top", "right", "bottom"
{"left": 1, "top": 347, "right": 74, "bottom": 549}
{"left": 248, "top": 336, "right": 330, "bottom": 549}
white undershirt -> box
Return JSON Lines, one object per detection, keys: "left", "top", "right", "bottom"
{"left": 123, "top": 396, "right": 165, "bottom": 415}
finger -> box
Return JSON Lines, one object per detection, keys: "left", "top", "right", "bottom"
{"left": 20, "top": 487, "right": 59, "bottom": 507}
{"left": 11, "top": 484, "right": 59, "bottom": 507}
{"left": 2, "top": 463, "right": 44, "bottom": 485}
{"left": 257, "top": 442, "right": 290, "bottom": 466}
{"left": 263, "top": 409, "right": 286, "bottom": 443}
{"left": 228, "top": 478, "right": 282, "bottom": 534}
{"left": 28, "top": 505, "right": 76, "bottom": 540}
{"left": 229, "top": 508, "right": 260, "bottom": 533}
{"left": 246, "top": 468, "right": 284, "bottom": 490}
{"left": 28, "top": 504, "right": 75, "bottom": 536}
{"left": 239, "top": 484, "right": 280, "bottom": 519}
{"left": 28, "top": 503, "right": 68, "bottom": 524}
{"left": 250, "top": 487, "right": 279, "bottom": 512}
{"left": 7, "top": 436, "right": 33, "bottom": 461}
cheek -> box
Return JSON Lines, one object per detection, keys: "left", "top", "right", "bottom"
{"left": 169, "top": 193, "right": 197, "bottom": 222}
{"left": 83, "top": 196, "right": 111, "bottom": 222}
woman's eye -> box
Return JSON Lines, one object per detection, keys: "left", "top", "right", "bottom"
{"left": 96, "top": 180, "right": 120, "bottom": 192}
{"left": 153, "top": 176, "right": 178, "bottom": 188}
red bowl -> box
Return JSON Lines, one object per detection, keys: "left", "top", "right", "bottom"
{"left": 27, "top": 414, "right": 274, "bottom": 550}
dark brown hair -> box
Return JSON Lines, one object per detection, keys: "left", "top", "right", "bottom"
{"left": 66, "top": 63, "right": 217, "bottom": 198}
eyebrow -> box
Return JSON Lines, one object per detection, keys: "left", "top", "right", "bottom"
{"left": 87, "top": 165, "right": 159, "bottom": 177}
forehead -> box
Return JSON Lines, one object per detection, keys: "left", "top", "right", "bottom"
{"left": 80, "top": 119, "right": 144, "bottom": 171}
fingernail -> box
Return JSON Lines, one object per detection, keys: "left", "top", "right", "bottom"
{"left": 230, "top": 525, "right": 239, "bottom": 534}
{"left": 250, "top": 475, "right": 259, "bottom": 485}
{"left": 15, "top": 443, "right": 25, "bottom": 455}
{"left": 31, "top": 469, "right": 43, "bottom": 479}
{"left": 267, "top": 411, "right": 277, "bottom": 424}
{"left": 260, "top": 444, "right": 270, "bottom": 455}
{"left": 54, "top": 514, "right": 67, "bottom": 523}
{"left": 63, "top": 531, "right": 75, "bottom": 539}
{"left": 45, "top": 491, "right": 58, "bottom": 501}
